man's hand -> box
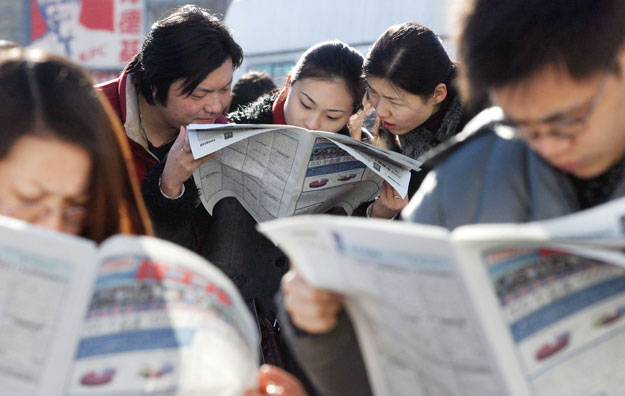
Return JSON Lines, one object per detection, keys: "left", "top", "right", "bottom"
{"left": 160, "top": 126, "right": 214, "bottom": 197}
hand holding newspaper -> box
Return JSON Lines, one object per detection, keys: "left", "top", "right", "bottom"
{"left": 187, "top": 124, "right": 421, "bottom": 222}
{"left": 0, "top": 215, "right": 258, "bottom": 396}
{"left": 259, "top": 196, "right": 625, "bottom": 396}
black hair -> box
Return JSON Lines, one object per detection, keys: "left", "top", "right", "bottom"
{"left": 459, "top": 0, "right": 625, "bottom": 102}
{"left": 229, "top": 71, "right": 277, "bottom": 112}
{"left": 126, "top": 4, "right": 243, "bottom": 106}
{"left": 290, "top": 40, "right": 365, "bottom": 113}
{"left": 365, "top": 22, "right": 456, "bottom": 101}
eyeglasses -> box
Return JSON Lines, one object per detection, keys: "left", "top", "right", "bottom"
{"left": 0, "top": 200, "right": 87, "bottom": 228}
{"left": 496, "top": 73, "right": 608, "bottom": 142}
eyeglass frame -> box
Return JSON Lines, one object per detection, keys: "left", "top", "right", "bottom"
{"left": 0, "top": 199, "right": 87, "bottom": 226}
{"left": 494, "top": 72, "right": 609, "bottom": 142}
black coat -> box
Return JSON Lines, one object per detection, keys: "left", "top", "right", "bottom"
{"left": 206, "top": 92, "right": 291, "bottom": 316}
{"left": 141, "top": 93, "right": 288, "bottom": 317}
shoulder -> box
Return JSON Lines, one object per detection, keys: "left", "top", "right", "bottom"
{"left": 96, "top": 76, "right": 121, "bottom": 96}
{"left": 403, "top": 107, "right": 536, "bottom": 228}
{"left": 96, "top": 75, "right": 124, "bottom": 121}
{"left": 227, "top": 91, "right": 278, "bottom": 124}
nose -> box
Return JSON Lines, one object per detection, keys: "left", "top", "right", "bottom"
{"left": 529, "top": 130, "right": 572, "bottom": 161}
{"left": 375, "top": 98, "right": 391, "bottom": 118}
{"left": 35, "top": 210, "right": 66, "bottom": 233}
{"left": 304, "top": 113, "right": 321, "bottom": 130}
{"left": 203, "top": 94, "right": 224, "bottom": 115}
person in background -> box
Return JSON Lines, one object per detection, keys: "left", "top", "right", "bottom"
{"left": 356, "top": 22, "right": 469, "bottom": 220}
{"left": 0, "top": 47, "right": 151, "bottom": 241}
{"left": 205, "top": 40, "right": 365, "bottom": 391}
{"left": 207, "top": 40, "right": 366, "bottom": 318}
{"left": 97, "top": 5, "right": 243, "bottom": 247}
{"left": 229, "top": 70, "right": 277, "bottom": 113}
{"left": 278, "top": 1, "right": 625, "bottom": 395}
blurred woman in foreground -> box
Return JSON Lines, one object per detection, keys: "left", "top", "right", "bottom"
{"left": 0, "top": 48, "right": 151, "bottom": 240}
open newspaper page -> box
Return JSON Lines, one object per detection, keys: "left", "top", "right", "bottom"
{"left": 323, "top": 133, "right": 421, "bottom": 198}
{"left": 188, "top": 124, "right": 420, "bottom": 221}
{"left": 0, "top": 215, "right": 98, "bottom": 396}
{"left": 453, "top": 196, "right": 625, "bottom": 396}
{"left": 258, "top": 216, "right": 509, "bottom": 396}
{"left": 66, "top": 235, "right": 259, "bottom": 396}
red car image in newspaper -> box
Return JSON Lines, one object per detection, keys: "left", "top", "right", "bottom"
{"left": 309, "top": 178, "right": 329, "bottom": 188}
{"left": 593, "top": 306, "right": 625, "bottom": 327}
{"left": 80, "top": 368, "right": 116, "bottom": 386}
{"left": 535, "top": 332, "right": 570, "bottom": 360}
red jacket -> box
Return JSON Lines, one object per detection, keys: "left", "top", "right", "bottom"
{"left": 97, "top": 72, "right": 229, "bottom": 182}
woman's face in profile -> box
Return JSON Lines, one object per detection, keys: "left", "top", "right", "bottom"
{"left": 0, "top": 134, "right": 91, "bottom": 235}
{"left": 366, "top": 76, "right": 441, "bottom": 135}
{"left": 283, "top": 77, "right": 354, "bottom": 132}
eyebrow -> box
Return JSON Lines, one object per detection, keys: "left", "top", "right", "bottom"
{"left": 195, "top": 78, "right": 233, "bottom": 94}
{"left": 509, "top": 101, "right": 589, "bottom": 126}
{"left": 366, "top": 84, "right": 401, "bottom": 103}
{"left": 301, "top": 92, "right": 347, "bottom": 113}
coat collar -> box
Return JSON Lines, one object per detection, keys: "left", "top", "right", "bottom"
{"left": 271, "top": 87, "right": 288, "bottom": 125}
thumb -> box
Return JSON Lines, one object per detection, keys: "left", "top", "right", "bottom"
{"left": 174, "top": 125, "right": 186, "bottom": 144}
{"left": 257, "top": 365, "right": 308, "bottom": 395}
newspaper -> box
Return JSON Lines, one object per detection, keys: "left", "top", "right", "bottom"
{"left": 0, "top": 215, "right": 259, "bottom": 396}
{"left": 187, "top": 124, "right": 421, "bottom": 222}
{"left": 258, "top": 196, "right": 625, "bottom": 396}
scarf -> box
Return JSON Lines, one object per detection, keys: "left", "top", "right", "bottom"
{"left": 398, "top": 95, "right": 466, "bottom": 159}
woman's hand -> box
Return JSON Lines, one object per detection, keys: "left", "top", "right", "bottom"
{"left": 370, "top": 181, "right": 409, "bottom": 219}
{"left": 243, "top": 365, "right": 309, "bottom": 396}
{"left": 281, "top": 268, "right": 343, "bottom": 334}
{"left": 160, "top": 126, "right": 215, "bottom": 197}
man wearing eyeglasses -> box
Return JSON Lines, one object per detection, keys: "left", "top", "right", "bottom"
{"left": 405, "top": 0, "right": 625, "bottom": 225}
{"left": 277, "top": 1, "right": 625, "bottom": 395}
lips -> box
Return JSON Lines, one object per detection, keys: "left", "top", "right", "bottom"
{"left": 381, "top": 120, "right": 396, "bottom": 130}
{"left": 194, "top": 118, "right": 216, "bottom": 124}
{"left": 551, "top": 158, "right": 585, "bottom": 174}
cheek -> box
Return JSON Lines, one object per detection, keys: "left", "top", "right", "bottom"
{"left": 283, "top": 99, "right": 299, "bottom": 125}
{"left": 220, "top": 91, "right": 231, "bottom": 106}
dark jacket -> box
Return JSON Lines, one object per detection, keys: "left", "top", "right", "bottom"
{"left": 97, "top": 71, "right": 227, "bottom": 273}
{"left": 204, "top": 92, "right": 293, "bottom": 317}
{"left": 279, "top": 107, "right": 625, "bottom": 395}
{"left": 205, "top": 91, "right": 366, "bottom": 316}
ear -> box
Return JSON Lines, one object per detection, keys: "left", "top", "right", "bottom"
{"left": 284, "top": 74, "right": 292, "bottom": 95}
{"left": 432, "top": 83, "right": 447, "bottom": 104}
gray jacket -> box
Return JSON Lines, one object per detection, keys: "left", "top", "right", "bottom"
{"left": 279, "top": 107, "right": 625, "bottom": 395}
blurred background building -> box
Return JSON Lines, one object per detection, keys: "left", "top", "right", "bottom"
{"left": 0, "top": 0, "right": 458, "bottom": 84}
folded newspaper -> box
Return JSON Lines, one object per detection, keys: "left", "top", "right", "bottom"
{"left": 258, "top": 196, "right": 625, "bottom": 396}
{"left": 187, "top": 124, "right": 421, "bottom": 222}
{"left": 0, "top": 215, "right": 259, "bottom": 396}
